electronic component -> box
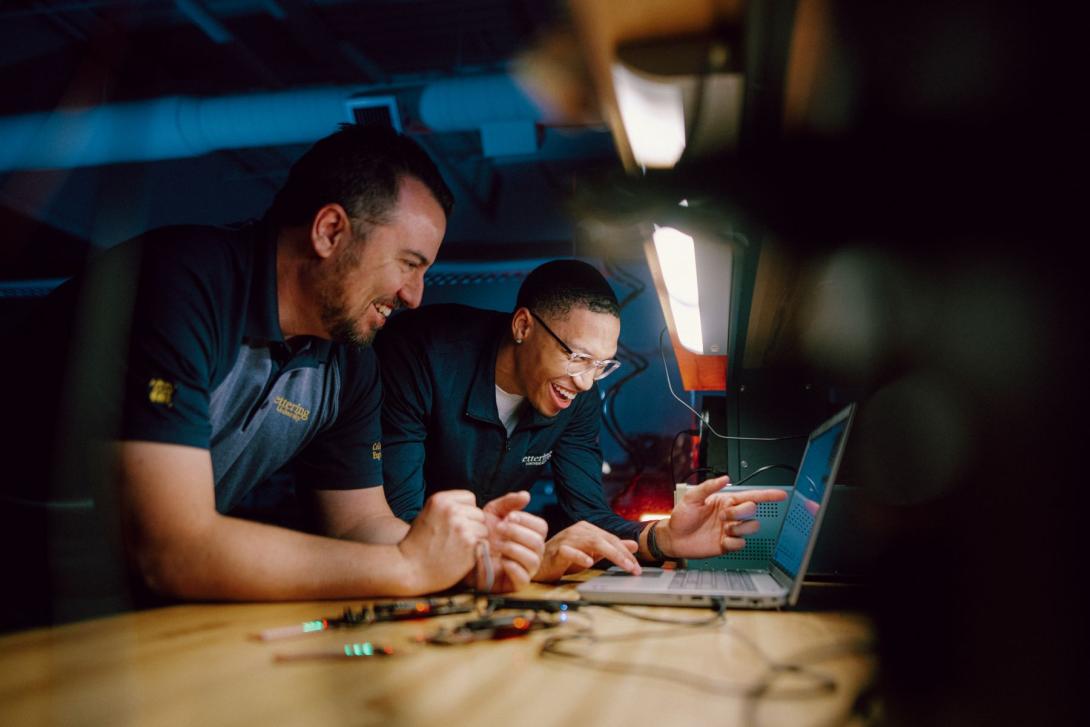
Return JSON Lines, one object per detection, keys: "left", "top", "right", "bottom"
{"left": 425, "top": 612, "right": 565, "bottom": 645}
{"left": 274, "top": 642, "right": 397, "bottom": 662}
{"left": 257, "top": 597, "right": 474, "bottom": 641}
{"left": 483, "top": 597, "right": 585, "bottom": 614}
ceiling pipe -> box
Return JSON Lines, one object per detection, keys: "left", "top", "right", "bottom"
{"left": 418, "top": 74, "right": 543, "bottom": 132}
{"left": 0, "top": 75, "right": 549, "bottom": 172}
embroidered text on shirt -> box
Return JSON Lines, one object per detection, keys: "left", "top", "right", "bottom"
{"left": 521, "top": 451, "right": 552, "bottom": 466}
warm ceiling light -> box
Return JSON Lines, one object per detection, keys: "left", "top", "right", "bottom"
{"left": 609, "top": 34, "right": 744, "bottom": 172}
{"left": 611, "top": 61, "right": 687, "bottom": 169}
{"left": 653, "top": 224, "right": 703, "bottom": 353}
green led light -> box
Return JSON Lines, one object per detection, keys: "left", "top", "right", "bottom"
{"left": 346, "top": 642, "right": 374, "bottom": 657}
{"left": 302, "top": 620, "right": 325, "bottom": 633}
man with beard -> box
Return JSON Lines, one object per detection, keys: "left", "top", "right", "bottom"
{"left": 0, "top": 124, "right": 545, "bottom": 630}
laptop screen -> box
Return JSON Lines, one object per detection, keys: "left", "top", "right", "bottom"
{"left": 771, "top": 414, "right": 849, "bottom": 580}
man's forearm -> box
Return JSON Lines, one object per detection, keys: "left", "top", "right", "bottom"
{"left": 338, "top": 514, "right": 411, "bottom": 545}
{"left": 116, "top": 441, "right": 444, "bottom": 601}
{"left": 133, "top": 513, "right": 430, "bottom": 601}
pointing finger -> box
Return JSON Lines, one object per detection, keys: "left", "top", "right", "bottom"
{"left": 687, "top": 475, "right": 730, "bottom": 504}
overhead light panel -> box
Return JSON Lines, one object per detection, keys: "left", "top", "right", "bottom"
{"left": 653, "top": 224, "right": 703, "bottom": 352}
{"left": 650, "top": 204, "right": 739, "bottom": 357}
{"left": 612, "top": 63, "right": 687, "bottom": 169}
{"left": 610, "top": 34, "right": 744, "bottom": 171}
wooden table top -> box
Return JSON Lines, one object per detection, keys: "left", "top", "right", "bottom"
{"left": 0, "top": 578, "right": 874, "bottom": 727}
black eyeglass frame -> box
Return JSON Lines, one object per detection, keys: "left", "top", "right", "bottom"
{"left": 528, "top": 310, "right": 621, "bottom": 381}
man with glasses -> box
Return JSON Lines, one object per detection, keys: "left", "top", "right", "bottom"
{"left": 375, "top": 260, "right": 786, "bottom": 579}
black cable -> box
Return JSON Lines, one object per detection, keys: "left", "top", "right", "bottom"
{"left": 599, "top": 261, "right": 650, "bottom": 470}
{"left": 538, "top": 601, "right": 742, "bottom": 695}
{"left": 658, "top": 327, "right": 808, "bottom": 442}
{"left": 729, "top": 623, "right": 874, "bottom": 727}
{"left": 669, "top": 428, "right": 699, "bottom": 484}
{"left": 600, "top": 599, "right": 726, "bottom": 627}
{"left": 601, "top": 368, "right": 645, "bottom": 468}
{"left": 681, "top": 467, "right": 723, "bottom": 484}
{"left": 605, "top": 259, "right": 646, "bottom": 310}
{"left": 601, "top": 389, "right": 643, "bottom": 467}
{"left": 604, "top": 260, "right": 645, "bottom": 303}
{"left": 599, "top": 346, "right": 645, "bottom": 466}
{"left": 732, "top": 463, "right": 798, "bottom": 487}
{"left": 678, "top": 464, "right": 796, "bottom": 486}
{"left": 540, "top": 634, "right": 759, "bottom": 698}
{"left": 538, "top": 600, "right": 870, "bottom": 707}
{"left": 602, "top": 340, "right": 649, "bottom": 471}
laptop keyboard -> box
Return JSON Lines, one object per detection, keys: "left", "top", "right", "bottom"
{"left": 668, "top": 570, "right": 758, "bottom": 592}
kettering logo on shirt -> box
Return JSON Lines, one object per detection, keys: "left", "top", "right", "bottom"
{"left": 274, "top": 396, "right": 310, "bottom": 422}
{"left": 521, "top": 451, "right": 552, "bottom": 466}
{"left": 148, "top": 378, "right": 175, "bottom": 407}
{"left": 372, "top": 442, "right": 382, "bottom": 460}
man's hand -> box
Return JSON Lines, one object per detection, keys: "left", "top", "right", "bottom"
{"left": 472, "top": 491, "right": 547, "bottom": 593}
{"left": 654, "top": 476, "right": 788, "bottom": 559}
{"left": 398, "top": 490, "right": 488, "bottom": 593}
{"left": 533, "top": 521, "right": 641, "bottom": 582}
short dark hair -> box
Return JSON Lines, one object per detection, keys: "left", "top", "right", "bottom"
{"left": 265, "top": 123, "right": 454, "bottom": 235}
{"left": 516, "top": 259, "right": 620, "bottom": 319}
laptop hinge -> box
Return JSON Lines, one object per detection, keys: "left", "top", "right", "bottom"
{"left": 770, "top": 563, "right": 794, "bottom": 590}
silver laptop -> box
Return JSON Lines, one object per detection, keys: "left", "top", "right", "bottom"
{"left": 578, "top": 403, "right": 855, "bottom": 608}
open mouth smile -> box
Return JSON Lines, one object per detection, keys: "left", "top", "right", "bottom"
{"left": 551, "top": 382, "right": 576, "bottom": 403}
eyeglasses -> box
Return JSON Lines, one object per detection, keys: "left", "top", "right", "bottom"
{"left": 528, "top": 310, "right": 621, "bottom": 381}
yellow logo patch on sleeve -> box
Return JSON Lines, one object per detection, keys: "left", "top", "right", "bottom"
{"left": 371, "top": 442, "right": 382, "bottom": 460}
{"left": 148, "top": 378, "right": 175, "bottom": 407}
{"left": 274, "top": 396, "right": 310, "bottom": 422}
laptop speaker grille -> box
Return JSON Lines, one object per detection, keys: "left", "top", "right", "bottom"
{"left": 676, "top": 485, "right": 790, "bottom": 571}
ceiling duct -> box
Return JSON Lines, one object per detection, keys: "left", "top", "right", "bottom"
{"left": 0, "top": 75, "right": 549, "bottom": 171}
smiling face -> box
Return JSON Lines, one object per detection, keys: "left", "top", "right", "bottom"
{"left": 513, "top": 305, "right": 621, "bottom": 417}
{"left": 315, "top": 176, "right": 446, "bottom": 346}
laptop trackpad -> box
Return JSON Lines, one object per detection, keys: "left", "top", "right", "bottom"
{"left": 604, "top": 568, "right": 666, "bottom": 578}
{"left": 589, "top": 567, "right": 670, "bottom": 590}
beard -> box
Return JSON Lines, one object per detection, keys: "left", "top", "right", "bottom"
{"left": 323, "top": 305, "right": 375, "bottom": 347}
{"left": 316, "top": 257, "right": 376, "bottom": 348}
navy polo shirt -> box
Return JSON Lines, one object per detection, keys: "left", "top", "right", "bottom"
{"left": 374, "top": 304, "right": 642, "bottom": 541}
{"left": 3, "top": 222, "right": 383, "bottom": 512}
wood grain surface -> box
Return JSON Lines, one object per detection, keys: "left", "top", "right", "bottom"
{"left": 0, "top": 578, "right": 873, "bottom": 727}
